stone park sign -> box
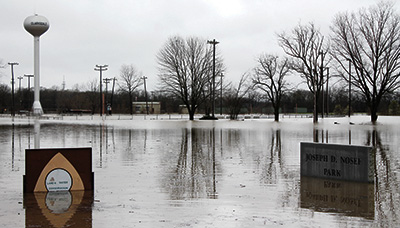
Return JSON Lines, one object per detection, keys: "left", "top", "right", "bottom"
{"left": 300, "top": 142, "right": 374, "bottom": 183}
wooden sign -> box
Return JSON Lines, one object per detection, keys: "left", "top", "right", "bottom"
{"left": 24, "top": 148, "right": 94, "bottom": 193}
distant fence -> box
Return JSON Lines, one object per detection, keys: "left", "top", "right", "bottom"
{"left": 1, "top": 113, "right": 353, "bottom": 121}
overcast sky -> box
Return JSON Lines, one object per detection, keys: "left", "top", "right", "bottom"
{"left": 0, "top": 0, "right": 391, "bottom": 91}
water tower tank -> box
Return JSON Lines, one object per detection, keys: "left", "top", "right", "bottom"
{"left": 24, "top": 14, "right": 49, "bottom": 37}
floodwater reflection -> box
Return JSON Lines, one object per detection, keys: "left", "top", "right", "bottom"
{"left": 24, "top": 191, "right": 93, "bottom": 228}
{"left": 164, "top": 128, "right": 219, "bottom": 200}
{"left": 368, "top": 129, "right": 400, "bottom": 224}
{"left": 1, "top": 117, "right": 400, "bottom": 226}
{"left": 260, "top": 129, "right": 282, "bottom": 185}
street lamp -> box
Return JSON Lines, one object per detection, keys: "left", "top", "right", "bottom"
{"left": 220, "top": 72, "right": 224, "bottom": 115}
{"left": 319, "top": 51, "right": 326, "bottom": 119}
{"left": 17, "top": 76, "right": 23, "bottom": 91}
{"left": 8, "top": 62, "right": 19, "bottom": 117}
{"left": 142, "top": 76, "right": 149, "bottom": 115}
{"left": 110, "top": 77, "right": 117, "bottom": 115}
{"left": 207, "top": 39, "right": 219, "bottom": 119}
{"left": 325, "top": 67, "right": 329, "bottom": 117}
{"left": 24, "top": 74, "right": 34, "bottom": 110}
{"left": 17, "top": 76, "right": 23, "bottom": 111}
{"left": 103, "top": 78, "right": 112, "bottom": 115}
{"left": 321, "top": 67, "right": 330, "bottom": 118}
{"left": 94, "top": 65, "right": 108, "bottom": 116}
{"left": 24, "top": 74, "right": 34, "bottom": 90}
{"left": 347, "top": 59, "right": 352, "bottom": 117}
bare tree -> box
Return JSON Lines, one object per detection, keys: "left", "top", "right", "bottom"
{"left": 119, "top": 64, "right": 143, "bottom": 115}
{"left": 253, "top": 54, "right": 291, "bottom": 121}
{"left": 331, "top": 2, "right": 400, "bottom": 122}
{"left": 0, "top": 59, "right": 5, "bottom": 78}
{"left": 86, "top": 79, "right": 99, "bottom": 114}
{"left": 278, "top": 23, "right": 329, "bottom": 123}
{"left": 225, "top": 73, "right": 252, "bottom": 120}
{"left": 157, "top": 36, "right": 222, "bottom": 120}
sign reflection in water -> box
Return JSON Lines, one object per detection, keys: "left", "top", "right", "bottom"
{"left": 300, "top": 176, "right": 374, "bottom": 219}
{"left": 24, "top": 191, "right": 93, "bottom": 228}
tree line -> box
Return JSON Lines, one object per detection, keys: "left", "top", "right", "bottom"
{"left": 1, "top": 78, "right": 400, "bottom": 117}
{"left": 156, "top": 1, "right": 400, "bottom": 122}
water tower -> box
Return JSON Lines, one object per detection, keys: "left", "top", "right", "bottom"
{"left": 24, "top": 14, "right": 49, "bottom": 116}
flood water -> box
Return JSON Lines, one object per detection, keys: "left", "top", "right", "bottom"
{"left": 0, "top": 115, "right": 399, "bottom": 227}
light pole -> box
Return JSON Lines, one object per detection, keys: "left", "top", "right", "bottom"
{"left": 103, "top": 78, "right": 112, "bottom": 115}
{"left": 8, "top": 62, "right": 19, "bottom": 117}
{"left": 110, "top": 77, "right": 117, "bottom": 115}
{"left": 347, "top": 59, "right": 352, "bottom": 117}
{"left": 103, "top": 78, "right": 112, "bottom": 103}
{"left": 219, "top": 73, "right": 224, "bottom": 115}
{"left": 17, "top": 76, "right": 23, "bottom": 111}
{"left": 142, "top": 76, "right": 149, "bottom": 115}
{"left": 321, "top": 67, "right": 330, "bottom": 118}
{"left": 24, "top": 74, "right": 34, "bottom": 110}
{"left": 24, "top": 74, "right": 34, "bottom": 90}
{"left": 325, "top": 67, "right": 329, "bottom": 117}
{"left": 94, "top": 65, "right": 108, "bottom": 116}
{"left": 17, "top": 76, "right": 23, "bottom": 91}
{"left": 319, "top": 51, "right": 324, "bottom": 119}
{"left": 207, "top": 39, "right": 219, "bottom": 119}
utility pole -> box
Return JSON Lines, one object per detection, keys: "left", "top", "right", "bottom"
{"left": 110, "top": 77, "right": 117, "bottom": 114}
{"left": 8, "top": 62, "right": 19, "bottom": 117}
{"left": 103, "top": 78, "right": 112, "bottom": 104}
{"left": 62, "top": 75, "right": 66, "bottom": 90}
{"left": 17, "top": 76, "right": 23, "bottom": 91}
{"left": 142, "top": 76, "right": 149, "bottom": 115}
{"left": 319, "top": 52, "right": 324, "bottom": 119}
{"left": 207, "top": 39, "right": 219, "bottom": 119}
{"left": 325, "top": 68, "right": 329, "bottom": 117}
{"left": 348, "top": 59, "right": 351, "bottom": 117}
{"left": 24, "top": 74, "right": 34, "bottom": 110}
{"left": 94, "top": 65, "right": 108, "bottom": 116}
{"left": 313, "top": 77, "right": 317, "bottom": 123}
{"left": 17, "top": 76, "right": 23, "bottom": 111}
{"left": 220, "top": 73, "right": 224, "bottom": 115}
{"left": 24, "top": 74, "right": 34, "bottom": 90}
{"left": 103, "top": 78, "right": 112, "bottom": 115}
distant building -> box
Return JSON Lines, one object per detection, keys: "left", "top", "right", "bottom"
{"left": 179, "top": 105, "right": 198, "bottom": 114}
{"left": 132, "top": 102, "right": 161, "bottom": 114}
{"left": 295, "top": 107, "right": 308, "bottom": 113}
{"left": 179, "top": 105, "right": 188, "bottom": 114}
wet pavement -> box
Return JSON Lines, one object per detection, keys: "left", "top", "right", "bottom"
{"left": 0, "top": 115, "right": 399, "bottom": 227}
